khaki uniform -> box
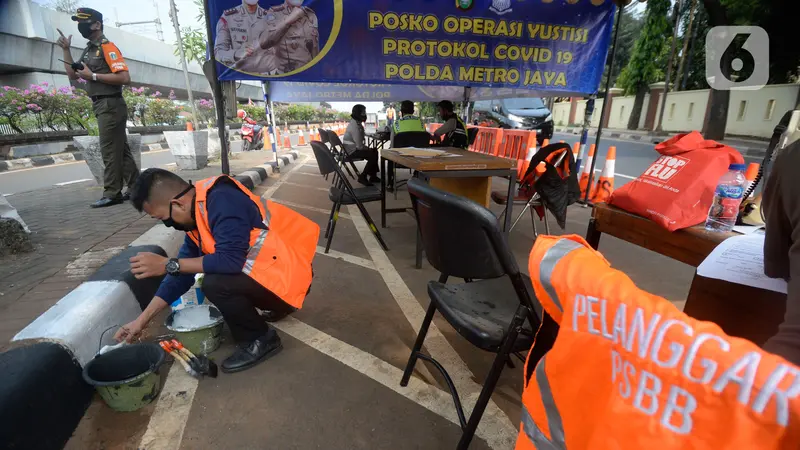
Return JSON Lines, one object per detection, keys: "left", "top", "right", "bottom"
{"left": 262, "top": 4, "right": 319, "bottom": 74}
{"left": 215, "top": 5, "right": 276, "bottom": 75}
{"left": 80, "top": 35, "right": 138, "bottom": 199}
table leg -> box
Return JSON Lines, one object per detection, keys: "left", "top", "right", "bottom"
{"left": 503, "top": 172, "right": 514, "bottom": 233}
{"left": 585, "top": 218, "right": 602, "bottom": 250}
{"left": 381, "top": 156, "right": 387, "bottom": 228}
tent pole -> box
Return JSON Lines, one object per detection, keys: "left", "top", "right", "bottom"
{"left": 583, "top": 5, "right": 624, "bottom": 204}
{"left": 576, "top": 94, "right": 596, "bottom": 172}
{"left": 262, "top": 81, "right": 280, "bottom": 172}
{"left": 203, "top": 0, "right": 229, "bottom": 175}
{"left": 462, "top": 87, "right": 472, "bottom": 122}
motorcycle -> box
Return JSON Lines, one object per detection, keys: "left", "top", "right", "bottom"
{"left": 240, "top": 122, "right": 264, "bottom": 152}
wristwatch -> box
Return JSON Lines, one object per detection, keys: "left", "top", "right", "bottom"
{"left": 166, "top": 258, "right": 180, "bottom": 276}
{"left": 91, "top": 72, "right": 97, "bottom": 82}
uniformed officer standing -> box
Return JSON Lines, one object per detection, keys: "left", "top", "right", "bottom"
{"left": 259, "top": 0, "right": 319, "bottom": 74}
{"left": 215, "top": 0, "right": 276, "bottom": 75}
{"left": 57, "top": 8, "right": 138, "bottom": 208}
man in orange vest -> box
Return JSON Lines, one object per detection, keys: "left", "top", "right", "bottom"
{"left": 515, "top": 235, "right": 800, "bottom": 449}
{"left": 114, "top": 169, "right": 319, "bottom": 373}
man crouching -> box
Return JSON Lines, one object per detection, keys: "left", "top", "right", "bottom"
{"left": 114, "top": 169, "right": 319, "bottom": 373}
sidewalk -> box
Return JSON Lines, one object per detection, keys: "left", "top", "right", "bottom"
{"left": 0, "top": 149, "right": 290, "bottom": 349}
{"left": 555, "top": 125, "right": 770, "bottom": 157}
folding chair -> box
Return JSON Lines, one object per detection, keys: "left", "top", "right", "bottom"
{"left": 310, "top": 141, "right": 388, "bottom": 252}
{"left": 467, "top": 127, "right": 479, "bottom": 147}
{"left": 327, "top": 130, "right": 364, "bottom": 180}
{"left": 402, "top": 177, "right": 543, "bottom": 449}
{"left": 388, "top": 131, "right": 432, "bottom": 197}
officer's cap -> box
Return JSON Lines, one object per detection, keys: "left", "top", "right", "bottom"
{"left": 71, "top": 7, "right": 103, "bottom": 24}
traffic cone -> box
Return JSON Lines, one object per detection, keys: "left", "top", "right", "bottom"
{"left": 579, "top": 144, "right": 596, "bottom": 198}
{"left": 186, "top": 121, "right": 194, "bottom": 131}
{"left": 542, "top": 138, "right": 550, "bottom": 148}
{"left": 298, "top": 129, "right": 306, "bottom": 145}
{"left": 263, "top": 127, "right": 271, "bottom": 149}
{"left": 518, "top": 131, "right": 537, "bottom": 181}
{"left": 744, "top": 163, "right": 759, "bottom": 198}
{"left": 282, "top": 126, "right": 292, "bottom": 149}
{"left": 572, "top": 142, "right": 581, "bottom": 175}
{"left": 591, "top": 146, "right": 616, "bottom": 203}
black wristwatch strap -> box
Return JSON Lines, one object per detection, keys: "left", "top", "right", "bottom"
{"left": 166, "top": 258, "right": 180, "bottom": 276}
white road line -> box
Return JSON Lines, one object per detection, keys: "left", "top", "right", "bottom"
{"left": 346, "top": 204, "right": 517, "bottom": 446}
{"left": 273, "top": 317, "right": 511, "bottom": 450}
{"left": 272, "top": 199, "right": 351, "bottom": 220}
{"left": 2, "top": 193, "right": 13, "bottom": 197}
{"left": 315, "top": 246, "right": 376, "bottom": 271}
{"left": 290, "top": 171, "right": 320, "bottom": 178}
{"left": 54, "top": 178, "right": 93, "bottom": 186}
{"left": 283, "top": 181, "right": 329, "bottom": 192}
{"left": 137, "top": 362, "right": 199, "bottom": 450}
{"left": 593, "top": 168, "right": 636, "bottom": 180}
{"left": 165, "top": 163, "right": 176, "bottom": 167}
{"left": 261, "top": 156, "right": 310, "bottom": 199}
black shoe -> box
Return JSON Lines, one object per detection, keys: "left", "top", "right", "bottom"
{"left": 369, "top": 176, "right": 382, "bottom": 184}
{"left": 122, "top": 192, "right": 131, "bottom": 201}
{"left": 357, "top": 175, "right": 372, "bottom": 186}
{"left": 90, "top": 195, "right": 124, "bottom": 208}
{"left": 261, "top": 307, "right": 297, "bottom": 323}
{"left": 221, "top": 330, "right": 282, "bottom": 374}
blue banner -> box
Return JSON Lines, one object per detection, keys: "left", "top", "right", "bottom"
{"left": 209, "top": 0, "right": 616, "bottom": 95}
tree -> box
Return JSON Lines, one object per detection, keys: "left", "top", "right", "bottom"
{"left": 49, "top": 0, "right": 81, "bottom": 13}
{"left": 602, "top": 4, "right": 645, "bottom": 88}
{"left": 618, "top": 0, "right": 672, "bottom": 130}
{"left": 174, "top": 27, "right": 207, "bottom": 66}
{"left": 320, "top": 101, "right": 332, "bottom": 109}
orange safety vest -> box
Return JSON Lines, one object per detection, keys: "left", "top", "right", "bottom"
{"left": 516, "top": 235, "right": 800, "bottom": 449}
{"left": 188, "top": 176, "right": 319, "bottom": 309}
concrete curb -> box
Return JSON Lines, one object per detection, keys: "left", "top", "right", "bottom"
{"left": 0, "top": 151, "right": 299, "bottom": 448}
{"left": 0, "top": 143, "right": 170, "bottom": 173}
{"left": 554, "top": 127, "right": 767, "bottom": 157}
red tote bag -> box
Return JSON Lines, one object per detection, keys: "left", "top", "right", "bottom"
{"left": 609, "top": 131, "right": 744, "bottom": 231}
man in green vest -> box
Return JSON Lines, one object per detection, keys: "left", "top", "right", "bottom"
{"left": 388, "top": 100, "right": 427, "bottom": 190}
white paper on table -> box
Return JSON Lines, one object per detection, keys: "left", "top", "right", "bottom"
{"left": 732, "top": 225, "right": 766, "bottom": 235}
{"left": 697, "top": 234, "right": 788, "bottom": 294}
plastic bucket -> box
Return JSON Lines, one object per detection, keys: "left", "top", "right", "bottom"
{"left": 165, "top": 304, "right": 224, "bottom": 355}
{"left": 82, "top": 343, "right": 165, "bottom": 412}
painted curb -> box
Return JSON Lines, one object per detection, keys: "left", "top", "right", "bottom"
{"left": 0, "top": 143, "right": 164, "bottom": 173}
{"left": 233, "top": 150, "right": 299, "bottom": 189}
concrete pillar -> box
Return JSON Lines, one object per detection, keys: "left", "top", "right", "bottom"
{"left": 601, "top": 88, "right": 624, "bottom": 129}
{"left": 644, "top": 82, "right": 666, "bottom": 131}
{"left": 568, "top": 97, "right": 579, "bottom": 126}
{"left": 74, "top": 134, "right": 142, "bottom": 185}
{"left": 164, "top": 131, "right": 209, "bottom": 170}
{"left": 0, "top": 195, "right": 32, "bottom": 256}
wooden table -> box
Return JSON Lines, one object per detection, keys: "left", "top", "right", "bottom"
{"left": 586, "top": 203, "right": 786, "bottom": 346}
{"left": 381, "top": 148, "right": 518, "bottom": 267}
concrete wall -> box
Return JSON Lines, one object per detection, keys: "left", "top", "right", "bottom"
{"left": 0, "top": 0, "right": 262, "bottom": 101}
{"left": 725, "top": 84, "right": 800, "bottom": 138}
{"left": 553, "top": 102, "right": 571, "bottom": 126}
{"left": 659, "top": 89, "right": 710, "bottom": 133}
{"left": 608, "top": 96, "right": 634, "bottom": 129}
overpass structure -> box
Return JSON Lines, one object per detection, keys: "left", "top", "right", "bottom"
{"left": 0, "top": 0, "right": 263, "bottom": 102}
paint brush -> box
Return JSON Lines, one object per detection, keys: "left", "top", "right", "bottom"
{"left": 159, "top": 341, "right": 201, "bottom": 379}
{"left": 171, "top": 339, "right": 218, "bottom": 378}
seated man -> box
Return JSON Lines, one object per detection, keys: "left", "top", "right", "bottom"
{"left": 342, "top": 104, "right": 380, "bottom": 186}
{"left": 432, "top": 100, "right": 468, "bottom": 149}
{"left": 388, "top": 100, "right": 428, "bottom": 189}
{"left": 514, "top": 235, "right": 800, "bottom": 449}
{"left": 115, "top": 169, "right": 319, "bottom": 374}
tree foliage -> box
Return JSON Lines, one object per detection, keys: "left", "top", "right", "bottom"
{"left": 603, "top": 4, "right": 645, "bottom": 88}
{"left": 174, "top": 27, "right": 207, "bottom": 66}
{"left": 617, "top": 0, "right": 672, "bottom": 95}
{"left": 48, "top": 0, "right": 81, "bottom": 14}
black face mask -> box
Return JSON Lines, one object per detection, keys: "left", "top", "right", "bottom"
{"left": 78, "top": 23, "right": 94, "bottom": 39}
{"left": 163, "top": 184, "right": 195, "bottom": 231}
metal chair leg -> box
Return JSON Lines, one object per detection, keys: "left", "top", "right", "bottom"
{"left": 543, "top": 208, "right": 551, "bottom": 235}
{"left": 353, "top": 197, "right": 389, "bottom": 251}
{"left": 324, "top": 202, "right": 336, "bottom": 239}
{"left": 400, "top": 301, "right": 437, "bottom": 386}
{"left": 530, "top": 206, "right": 538, "bottom": 237}
{"left": 324, "top": 200, "right": 343, "bottom": 253}
{"left": 510, "top": 202, "right": 531, "bottom": 232}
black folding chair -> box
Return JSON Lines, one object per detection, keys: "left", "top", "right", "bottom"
{"left": 389, "top": 131, "right": 433, "bottom": 197}
{"left": 327, "top": 130, "right": 364, "bottom": 180}
{"left": 310, "top": 141, "right": 388, "bottom": 253}
{"left": 467, "top": 127, "right": 479, "bottom": 146}
{"left": 402, "top": 177, "right": 544, "bottom": 449}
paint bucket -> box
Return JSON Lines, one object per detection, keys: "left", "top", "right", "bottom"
{"left": 165, "top": 304, "right": 224, "bottom": 356}
{"left": 82, "top": 343, "right": 165, "bottom": 412}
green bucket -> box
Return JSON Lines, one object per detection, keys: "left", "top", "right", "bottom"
{"left": 82, "top": 343, "right": 165, "bottom": 412}
{"left": 165, "top": 305, "right": 224, "bottom": 355}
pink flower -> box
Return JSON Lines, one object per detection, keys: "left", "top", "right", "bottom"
{"left": 41, "top": 82, "right": 48, "bottom": 87}
{"left": 16, "top": 106, "right": 22, "bottom": 111}
{"left": 23, "top": 89, "right": 30, "bottom": 95}
{"left": 152, "top": 91, "right": 162, "bottom": 98}
{"left": 3, "top": 86, "right": 10, "bottom": 91}
{"left": 77, "top": 78, "right": 87, "bottom": 84}
{"left": 11, "top": 99, "right": 16, "bottom": 104}
{"left": 168, "top": 90, "right": 176, "bottom": 100}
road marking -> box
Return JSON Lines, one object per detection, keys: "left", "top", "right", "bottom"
{"left": 54, "top": 178, "right": 93, "bottom": 186}
{"left": 593, "top": 168, "right": 636, "bottom": 180}
{"left": 347, "top": 204, "right": 517, "bottom": 446}
{"left": 137, "top": 362, "right": 199, "bottom": 450}
{"left": 271, "top": 199, "right": 351, "bottom": 220}
{"left": 315, "top": 246, "right": 376, "bottom": 271}
{"left": 290, "top": 171, "right": 320, "bottom": 178}
{"left": 273, "top": 317, "right": 510, "bottom": 450}
{"left": 261, "top": 156, "right": 310, "bottom": 199}
{"left": 165, "top": 163, "right": 176, "bottom": 167}
{"left": 283, "top": 180, "right": 329, "bottom": 192}
{"left": 2, "top": 193, "right": 13, "bottom": 197}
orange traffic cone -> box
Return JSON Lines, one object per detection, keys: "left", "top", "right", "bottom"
{"left": 262, "top": 127, "right": 271, "bottom": 149}
{"left": 572, "top": 143, "right": 581, "bottom": 174}
{"left": 186, "top": 121, "right": 194, "bottom": 131}
{"left": 542, "top": 138, "right": 550, "bottom": 148}
{"left": 518, "top": 131, "right": 537, "bottom": 181}
{"left": 591, "top": 146, "right": 616, "bottom": 203}
{"left": 744, "top": 162, "right": 759, "bottom": 198}
{"left": 282, "top": 126, "right": 292, "bottom": 149}
{"left": 298, "top": 129, "right": 306, "bottom": 145}
{"left": 579, "top": 144, "right": 596, "bottom": 198}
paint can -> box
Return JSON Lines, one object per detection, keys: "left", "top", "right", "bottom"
{"left": 82, "top": 343, "right": 165, "bottom": 412}
{"left": 165, "top": 304, "right": 224, "bottom": 356}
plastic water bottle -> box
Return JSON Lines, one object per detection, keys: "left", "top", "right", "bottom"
{"left": 705, "top": 164, "right": 747, "bottom": 232}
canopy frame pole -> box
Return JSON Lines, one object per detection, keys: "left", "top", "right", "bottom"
{"left": 576, "top": 95, "right": 596, "bottom": 172}
{"left": 583, "top": 5, "right": 625, "bottom": 204}
{"left": 262, "top": 81, "right": 280, "bottom": 173}
{"left": 462, "top": 87, "right": 472, "bottom": 122}
{"left": 203, "top": 0, "right": 230, "bottom": 175}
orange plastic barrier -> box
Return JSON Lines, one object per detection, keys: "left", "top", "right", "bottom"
{"left": 469, "top": 126, "right": 503, "bottom": 155}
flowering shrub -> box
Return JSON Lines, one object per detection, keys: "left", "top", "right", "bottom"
{"left": 0, "top": 83, "right": 92, "bottom": 133}
{"left": 195, "top": 98, "right": 216, "bottom": 125}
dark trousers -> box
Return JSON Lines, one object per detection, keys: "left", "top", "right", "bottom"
{"left": 93, "top": 97, "right": 139, "bottom": 199}
{"left": 202, "top": 273, "right": 295, "bottom": 343}
{"left": 349, "top": 149, "right": 379, "bottom": 177}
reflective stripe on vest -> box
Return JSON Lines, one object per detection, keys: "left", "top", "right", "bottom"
{"left": 521, "top": 356, "right": 567, "bottom": 450}
{"left": 539, "top": 239, "right": 583, "bottom": 313}
{"left": 244, "top": 229, "right": 268, "bottom": 275}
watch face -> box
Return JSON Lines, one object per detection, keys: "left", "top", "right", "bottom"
{"left": 167, "top": 259, "right": 179, "bottom": 274}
